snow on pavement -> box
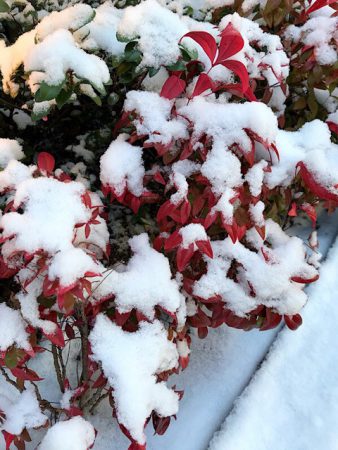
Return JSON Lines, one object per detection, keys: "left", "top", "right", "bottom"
{"left": 209, "top": 233, "right": 338, "bottom": 450}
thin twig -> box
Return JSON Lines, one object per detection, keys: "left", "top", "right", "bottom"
{"left": 52, "top": 344, "right": 65, "bottom": 393}
{"left": 0, "top": 366, "right": 22, "bottom": 392}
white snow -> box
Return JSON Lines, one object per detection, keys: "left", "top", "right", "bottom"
{"left": 118, "top": 0, "right": 188, "bottom": 68}
{"left": 90, "top": 314, "right": 179, "bottom": 445}
{"left": 267, "top": 120, "right": 338, "bottom": 197}
{"left": 0, "top": 388, "right": 47, "bottom": 435}
{"left": 180, "top": 223, "right": 208, "bottom": 248}
{"left": 91, "top": 233, "right": 183, "bottom": 319}
{"left": 100, "top": 135, "right": 145, "bottom": 197}
{"left": 0, "top": 303, "right": 31, "bottom": 352}
{"left": 25, "top": 29, "right": 110, "bottom": 91}
{"left": 209, "top": 233, "right": 338, "bottom": 450}
{"left": 38, "top": 416, "right": 96, "bottom": 450}
{"left": 285, "top": 15, "right": 338, "bottom": 65}
{"left": 0, "top": 160, "right": 33, "bottom": 193}
{"left": 77, "top": 2, "right": 125, "bottom": 55}
{"left": 36, "top": 4, "right": 94, "bottom": 40}
{"left": 194, "top": 219, "right": 318, "bottom": 316}
{"left": 0, "top": 139, "right": 24, "bottom": 168}
{"left": 124, "top": 91, "right": 188, "bottom": 145}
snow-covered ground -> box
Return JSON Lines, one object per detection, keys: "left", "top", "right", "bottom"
{"left": 210, "top": 228, "right": 338, "bottom": 450}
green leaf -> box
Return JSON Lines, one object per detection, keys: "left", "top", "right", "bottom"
{"left": 35, "top": 80, "right": 65, "bottom": 102}
{"left": 179, "top": 44, "right": 198, "bottom": 62}
{"left": 0, "top": 0, "right": 10, "bottom": 12}
{"left": 31, "top": 102, "right": 52, "bottom": 121}
{"left": 117, "top": 61, "right": 133, "bottom": 76}
{"left": 125, "top": 41, "right": 138, "bottom": 52}
{"left": 5, "top": 348, "right": 24, "bottom": 369}
{"left": 148, "top": 67, "right": 161, "bottom": 78}
{"left": 91, "top": 95, "right": 102, "bottom": 106}
{"left": 70, "top": 9, "right": 95, "bottom": 32}
{"left": 108, "top": 92, "right": 119, "bottom": 105}
{"left": 56, "top": 85, "right": 73, "bottom": 109}
{"left": 124, "top": 48, "right": 142, "bottom": 64}
{"left": 116, "top": 31, "right": 133, "bottom": 43}
{"left": 111, "top": 56, "right": 122, "bottom": 68}
{"left": 166, "top": 60, "right": 186, "bottom": 72}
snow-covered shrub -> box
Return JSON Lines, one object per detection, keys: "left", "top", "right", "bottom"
{"left": 0, "top": 0, "right": 337, "bottom": 449}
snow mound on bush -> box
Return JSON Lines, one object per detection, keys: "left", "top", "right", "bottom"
{"left": 0, "top": 139, "right": 24, "bottom": 168}
{"left": 100, "top": 134, "right": 145, "bottom": 197}
{"left": 0, "top": 388, "right": 47, "bottom": 435}
{"left": 39, "top": 416, "right": 95, "bottom": 450}
{"left": 194, "top": 219, "right": 318, "bottom": 316}
{"left": 92, "top": 233, "right": 183, "bottom": 319}
{"left": 90, "top": 314, "right": 179, "bottom": 445}
{"left": 0, "top": 303, "right": 31, "bottom": 352}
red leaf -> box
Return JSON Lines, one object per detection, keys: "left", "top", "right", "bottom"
{"left": 179, "top": 355, "right": 190, "bottom": 370}
{"left": 37, "top": 152, "right": 55, "bottom": 174}
{"left": 300, "top": 203, "right": 317, "bottom": 227}
{"left": 180, "top": 200, "right": 191, "bottom": 224}
{"left": 198, "top": 326, "right": 208, "bottom": 339}
{"left": 260, "top": 309, "right": 282, "bottom": 331}
{"left": 204, "top": 211, "right": 217, "bottom": 229}
{"left": 191, "top": 73, "right": 214, "bottom": 98}
{"left": 128, "top": 443, "right": 146, "bottom": 450}
{"left": 85, "top": 223, "right": 91, "bottom": 239}
{"left": 216, "top": 23, "right": 244, "bottom": 64}
{"left": 65, "top": 323, "right": 75, "bottom": 339}
{"left": 288, "top": 202, "right": 297, "bottom": 217}
{"left": 115, "top": 310, "right": 131, "bottom": 327}
{"left": 196, "top": 240, "right": 213, "bottom": 258}
{"left": 153, "top": 171, "right": 166, "bottom": 185}
{"left": 306, "top": 0, "right": 337, "bottom": 15}
{"left": 160, "top": 75, "right": 186, "bottom": 100}
{"left": 176, "top": 243, "right": 194, "bottom": 272}
{"left": 43, "top": 325, "right": 65, "bottom": 348}
{"left": 152, "top": 415, "right": 171, "bottom": 436}
{"left": 284, "top": 313, "right": 302, "bottom": 330}
{"left": 180, "top": 31, "right": 217, "bottom": 65}
{"left": 157, "top": 200, "right": 176, "bottom": 222}
{"left": 291, "top": 274, "right": 319, "bottom": 284}
{"left": 297, "top": 162, "right": 338, "bottom": 202}
{"left": 220, "top": 60, "right": 249, "bottom": 93}
{"left": 11, "top": 367, "right": 43, "bottom": 381}
{"left": 92, "top": 373, "right": 107, "bottom": 389}
{"left": 327, "top": 121, "right": 338, "bottom": 135}
{"left": 2, "top": 431, "right": 15, "bottom": 450}
{"left": 164, "top": 230, "right": 183, "bottom": 251}
{"left": 0, "top": 257, "right": 18, "bottom": 279}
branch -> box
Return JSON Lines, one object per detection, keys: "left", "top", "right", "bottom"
{"left": 0, "top": 366, "right": 22, "bottom": 392}
{"left": 52, "top": 344, "right": 65, "bottom": 393}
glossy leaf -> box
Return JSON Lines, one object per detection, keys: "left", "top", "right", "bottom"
{"left": 216, "top": 23, "right": 244, "bottom": 64}
{"left": 160, "top": 75, "right": 186, "bottom": 100}
{"left": 180, "top": 31, "right": 217, "bottom": 65}
{"left": 37, "top": 152, "right": 55, "bottom": 174}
